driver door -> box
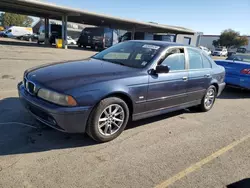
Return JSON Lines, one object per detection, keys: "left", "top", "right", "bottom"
{"left": 146, "top": 47, "right": 188, "bottom": 112}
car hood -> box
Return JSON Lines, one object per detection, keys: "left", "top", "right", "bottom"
{"left": 213, "top": 51, "right": 222, "bottom": 53}
{"left": 26, "top": 58, "right": 138, "bottom": 92}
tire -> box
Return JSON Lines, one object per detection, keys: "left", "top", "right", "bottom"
{"left": 199, "top": 85, "right": 217, "bottom": 112}
{"left": 86, "top": 97, "right": 129, "bottom": 142}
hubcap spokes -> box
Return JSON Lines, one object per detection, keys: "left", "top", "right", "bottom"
{"left": 205, "top": 89, "right": 215, "bottom": 108}
{"left": 98, "top": 104, "right": 125, "bottom": 136}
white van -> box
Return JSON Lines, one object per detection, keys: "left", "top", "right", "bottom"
{"left": 4, "top": 26, "right": 33, "bottom": 38}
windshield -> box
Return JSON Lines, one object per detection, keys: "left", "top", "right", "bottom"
{"left": 92, "top": 41, "right": 163, "bottom": 68}
{"left": 215, "top": 48, "right": 222, "bottom": 51}
{"left": 226, "top": 54, "right": 250, "bottom": 62}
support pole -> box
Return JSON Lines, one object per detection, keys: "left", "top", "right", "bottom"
{"left": 44, "top": 18, "right": 49, "bottom": 45}
{"left": 131, "top": 27, "right": 135, "bottom": 40}
{"left": 61, "top": 15, "right": 68, "bottom": 49}
{"left": 61, "top": 15, "right": 65, "bottom": 48}
{"left": 64, "top": 15, "right": 68, "bottom": 49}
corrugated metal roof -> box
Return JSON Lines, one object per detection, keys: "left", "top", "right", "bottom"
{"left": 0, "top": 0, "right": 196, "bottom": 34}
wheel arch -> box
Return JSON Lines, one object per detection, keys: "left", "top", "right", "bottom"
{"left": 210, "top": 82, "right": 219, "bottom": 93}
{"left": 101, "top": 92, "right": 134, "bottom": 116}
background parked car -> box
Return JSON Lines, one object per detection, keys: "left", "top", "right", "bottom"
{"left": 199, "top": 46, "right": 211, "bottom": 56}
{"left": 77, "top": 27, "right": 119, "bottom": 50}
{"left": 18, "top": 34, "right": 38, "bottom": 42}
{"left": 212, "top": 47, "right": 228, "bottom": 56}
{"left": 237, "top": 47, "right": 247, "bottom": 53}
{"left": 215, "top": 54, "right": 250, "bottom": 89}
{"left": 3, "top": 26, "right": 33, "bottom": 38}
{"left": 67, "top": 36, "right": 77, "bottom": 45}
{"left": 227, "top": 51, "right": 237, "bottom": 57}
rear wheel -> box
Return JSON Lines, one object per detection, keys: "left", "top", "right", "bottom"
{"left": 199, "top": 85, "right": 217, "bottom": 112}
{"left": 86, "top": 97, "right": 129, "bottom": 142}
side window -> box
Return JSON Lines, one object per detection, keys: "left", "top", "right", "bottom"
{"left": 160, "top": 48, "right": 185, "bottom": 71}
{"left": 187, "top": 48, "right": 203, "bottom": 69}
{"left": 202, "top": 54, "right": 212, "bottom": 68}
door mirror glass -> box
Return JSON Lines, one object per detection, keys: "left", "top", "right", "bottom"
{"left": 155, "top": 65, "right": 170, "bottom": 74}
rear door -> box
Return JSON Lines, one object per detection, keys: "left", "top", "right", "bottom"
{"left": 186, "top": 48, "right": 212, "bottom": 101}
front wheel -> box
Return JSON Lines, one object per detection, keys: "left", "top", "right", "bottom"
{"left": 86, "top": 97, "right": 129, "bottom": 142}
{"left": 199, "top": 85, "right": 217, "bottom": 112}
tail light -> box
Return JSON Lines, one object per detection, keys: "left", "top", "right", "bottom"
{"left": 241, "top": 69, "right": 250, "bottom": 74}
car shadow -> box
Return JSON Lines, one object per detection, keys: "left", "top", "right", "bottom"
{"left": 227, "top": 178, "right": 250, "bottom": 188}
{"left": 219, "top": 87, "right": 250, "bottom": 99}
{"left": 0, "top": 97, "right": 189, "bottom": 156}
{"left": 0, "top": 97, "right": 97, "bottom": 156}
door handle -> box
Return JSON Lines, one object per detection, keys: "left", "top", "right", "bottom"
{"left": 182, "top": 76, "right": 188, "bottom": 81}
{"left": 204, "top": 74, "right": 211, "bottom": 78}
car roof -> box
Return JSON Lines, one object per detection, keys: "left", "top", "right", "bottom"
{"left": 130, "top": 40, "right": 187, "bottom": 47}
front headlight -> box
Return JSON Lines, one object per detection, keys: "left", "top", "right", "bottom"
{"left": 37, "top": 88, "right": 77, "bottom": 106}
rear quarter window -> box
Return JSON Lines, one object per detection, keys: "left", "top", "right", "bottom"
{"left": 202, "top": 53, "right": 212, "bottom": 68}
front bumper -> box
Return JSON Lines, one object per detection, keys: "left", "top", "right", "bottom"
{"left": 217, "top": 82, "right": 226, "bottom": 96}
{"left": 18, "top": 82, "right": 92, "bottom": 133}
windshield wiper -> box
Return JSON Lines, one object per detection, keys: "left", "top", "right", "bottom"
{"left": 110, "top": 61, "right": 126, "bottom": 66}
{"left": 92, "top": 57, "right": 127, "bottom": 66}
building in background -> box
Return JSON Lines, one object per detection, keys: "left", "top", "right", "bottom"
{"left": 200, "top": 35, "right": 250, "bottom": 52}
{"left": 33, "top": 19, "right": 95, "bottom": 39}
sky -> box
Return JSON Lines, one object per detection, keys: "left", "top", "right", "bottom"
{"left": 39, "top": 0, "right": 250, "bottom": 35}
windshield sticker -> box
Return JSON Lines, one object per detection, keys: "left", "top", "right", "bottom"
{"left": 141, "top": 61, "right": 148, "bottom": 66}
{"left": 142, "top": 44, "right": 160, "bottom": 50}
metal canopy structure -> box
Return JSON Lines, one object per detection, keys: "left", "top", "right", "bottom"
{"left": 0, "top": 0, "right": 197, "bottom": 48}
{"left": 0, "top": 0, "right": 196, "bottom": 34}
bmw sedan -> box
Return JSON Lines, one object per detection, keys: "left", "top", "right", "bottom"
{"left": 18, "top": 41, "right": 226, "bottom": 142}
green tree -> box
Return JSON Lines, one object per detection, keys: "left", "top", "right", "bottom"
{"left": 1, "top": 12, "right": 34, "bottom": 27}
{"left": 23, "top": 16, "right": 33, "bottom": 27}
{"left": 213, "top": 29, "right": 249, "bottom": 49}
{"left": 212, "top": 39, "right": 220, "bottom": 47}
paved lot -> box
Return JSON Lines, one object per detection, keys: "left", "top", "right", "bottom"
{"left": 0, "top": 38, "right": 250, "bottom": 188}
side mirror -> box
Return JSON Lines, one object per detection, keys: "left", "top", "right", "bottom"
{"left": 155, "top": 65, "right": 170, "bottom": 74}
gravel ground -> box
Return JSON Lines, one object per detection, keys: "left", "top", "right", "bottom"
{"left": 0, "top": 38, "right": 250, "bottom": 188}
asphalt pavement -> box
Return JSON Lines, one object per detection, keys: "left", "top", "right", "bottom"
{"left": 0, "top": 38, "right": 250, "bottom": 188}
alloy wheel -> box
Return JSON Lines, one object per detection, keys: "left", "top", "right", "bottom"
{"left": 204, "top": 88, "right": 215, "bottom": 109}
{"left": 98, "top": 104, "right": 125, "bottom": 136}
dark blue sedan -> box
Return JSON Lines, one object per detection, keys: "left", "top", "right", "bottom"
{"left": 18, "top": 41, "right": 226, "bottom": 142}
